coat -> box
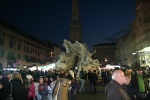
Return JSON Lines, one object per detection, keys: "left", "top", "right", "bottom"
{"left": 105, "top": 80, "right": 130, "bottom": 100}
{"left": 0, "top": 76, "right": 11, "bottom": 100}
{"left": 38, "top": 83, "right": 48, "bottom": 100}
{"left": 28, "top": 82, "right": 36, "bottom": 100}
{"left": 130, "top": 74, "right": 148, "bottom": 94}
{"left": 11, "top": 79, "right": 28, "bottom": 100}
{"left": 47, "top": 81, "right": 57, "bottom": 100}
{"left": 52, "top": 78, "right": 71, "bottom": 100}
{"left": 125, "top": 84, "right": 141, "bottom": 100}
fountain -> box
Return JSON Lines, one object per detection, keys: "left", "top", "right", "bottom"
{"left": 55, "top": 39, "right": 100, "bottom": 77}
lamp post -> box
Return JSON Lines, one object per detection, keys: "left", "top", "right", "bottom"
{"left": 105, "top": 58, "right": 108, "bottom": 64}
{"left": 132, "top": 51, "right": 138, "bottom": 70}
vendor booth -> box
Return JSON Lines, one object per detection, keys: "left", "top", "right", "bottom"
{"left": 28, "top": 63, "right": 56, "bottom": 71}
{"left": 138, "top": 46, "right": 150, "bottom": 67}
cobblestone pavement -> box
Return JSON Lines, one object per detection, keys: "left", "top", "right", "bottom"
{"left": 74, "top": 81, "right": 107, "bottom": 100}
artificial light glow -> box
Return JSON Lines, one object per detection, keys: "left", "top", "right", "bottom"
{"left": 50, "top": 52, "right": 53, "bottom": 57}
{"left": 105, "top": 58, "right": 107, "bottom": 62}
{"left": 132, "top": 52, "right": 136, "bottom": 55}
{"left": 29, "top": 63, "right": 56, "bottom": 71}
{"left": 106, "top": 64, "right": 120, "bottom": 69}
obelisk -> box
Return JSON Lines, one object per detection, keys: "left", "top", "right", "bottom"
{"left": 69, "top": 0, "right": 82, "bottom": 42}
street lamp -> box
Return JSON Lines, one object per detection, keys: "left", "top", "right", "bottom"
{"left": 132, "top": 52, "right": 137, "bottom": 55}
{"left": 132, "top": 51, "right": 138, "bottom": 69}
{"left": 105, "top": 58, "right": 107, "bottom": 62}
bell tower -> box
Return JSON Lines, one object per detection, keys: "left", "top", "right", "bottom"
{"left": 69, "top": 0, "right": 82, "bottom": 42}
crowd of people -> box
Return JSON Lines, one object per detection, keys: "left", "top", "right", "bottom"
{"left": 105, "top": 67, "right": 150, "bottom": 100}
{"left": 0, "top": 67, "right": 99, "bottom": 100}
{"left": 1, "top": 66, "right": 150, "bottom": 100}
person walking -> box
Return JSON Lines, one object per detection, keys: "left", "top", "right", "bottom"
{"left": 70, "top": 78, "right": 79, "bottom": 100}
{"left": 105, "top": 70, "right": 130, "bottom": 100}
{"left": 89, "top": 70, "right": 98, "bottom": 94}
{"left": 79, "top": 68, "right": 85, "bottom": 93}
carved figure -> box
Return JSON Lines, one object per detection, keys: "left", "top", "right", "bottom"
{"left": 55, "top": 39, "right": 101, "bottom": 77}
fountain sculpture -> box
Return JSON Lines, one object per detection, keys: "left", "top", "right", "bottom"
{"left": 55, "top": 39, "right": 100, "bottom": 77}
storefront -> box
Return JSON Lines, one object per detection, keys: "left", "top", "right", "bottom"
{"left": 138, "top": 46, "right": 150, "bottom": 67}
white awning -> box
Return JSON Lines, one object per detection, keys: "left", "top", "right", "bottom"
{"left": 138, "top": 46, "right": 150, "bottom": 52}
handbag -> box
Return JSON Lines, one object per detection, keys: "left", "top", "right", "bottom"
{"left": 7, "top": 82, "right": 13, "bottom": 100}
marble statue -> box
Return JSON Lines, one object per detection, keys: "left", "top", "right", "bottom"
{"left": 55, "top": 39, "right": 101, "bottom": 77}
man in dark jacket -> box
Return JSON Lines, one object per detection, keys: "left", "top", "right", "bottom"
{"left": 105, "top": 70, "right": 130, "bottom": 100}
{"left": 11, "top": 72, "right": 28, "bottom": 100}
{"left": 0, "top": 71, "right": 11, "bottom": 100}
{"left": 0, "top": 70, "right": 7, "bottom": 100}
{"left": 79, "top": 68, "right": 85, "bottom": 93}
{"left": 89, "top": 70, "right": 98, "bottom": 94}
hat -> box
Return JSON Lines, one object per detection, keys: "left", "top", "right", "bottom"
{"left": 4, "top": 71, "right": 11, "bottom": 76}
{"left": 26, "top": 75, "right": 32, "bottom": 79}
{"left": 136, "top": 67, "right": 142, "bottom": 71}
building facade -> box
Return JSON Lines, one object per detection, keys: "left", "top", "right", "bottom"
{"left": 93, "top": 43, "right": 116, "bottom": 65}
{"left": 115, "top": 0, "right": 150, "bottom": 68}
{"left": 0, "top": 19, "right": 61, "bottom": 70}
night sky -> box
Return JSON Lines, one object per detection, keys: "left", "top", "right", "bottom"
{"left": 0, "top": 0, "right": 136, "bottom": 51}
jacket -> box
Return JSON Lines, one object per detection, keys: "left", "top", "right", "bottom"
{"left": 105, "top": 80, "right": 130, "bottom": 100}
{"left": 11, "top": 79, "right": 28, "bottom": 100}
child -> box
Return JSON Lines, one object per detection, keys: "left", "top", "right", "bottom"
{"left": 70, "top": 78, "right": 79, "bottom": 100}
{"left": 47, "top": 76, "right": 57, "bottom": 100}
{"left": 38, "top": 76, "right": 48, "bottom": 100}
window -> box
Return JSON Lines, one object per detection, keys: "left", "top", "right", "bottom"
{"left": 8, "top": 52, "right": 15, "bottom": 60}
{"left": 8, "top": 52, "right": 11, "bottom": 57}
{"left": 24, "top": 46, "right": 26, "bottom": 52}
{"left": 9, "top": 41, "right": 14, "bottom": 48}
{"left": 0, "top": 38, "right": 4, "bottom": 45}
{"left": 0, "top": 29, "right": 5, "bottom": 36}
{"left": 35, "top": 50, "right": 37, "bottom": 55}
{"left": 24, "top": 55, "right": 28, "bottom": 60}
{"left": 23, "top": 55, "right": 25, "bottom": 60}
{"left": 10, "top": 34, "right": 14, "bottom": 40}
{"left": 30, "top": 48, "right": 32, "bottom": 54}
{"left": 17, "top": 54, "right": 21, "bottom": 59}
{"left": 0, "top": 50, "right": 4, "bottom": 57}
{"left": 27, "top": 47, "right": 29, "bottom": 53}
{"left": 18, "top": 44, "right": 21, "bottom": 50}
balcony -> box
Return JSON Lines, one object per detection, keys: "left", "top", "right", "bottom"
{"left": 7, "top": 56, "right": 16, "bottom": 60}
{"left": 26, "top": 59, "right": 38, "bottom": 63}
{"left": 39, "top": 60, "right": 46, "bottom": 64}
{"left": 45, "top": 57, "right": 53, "bottom": 62}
